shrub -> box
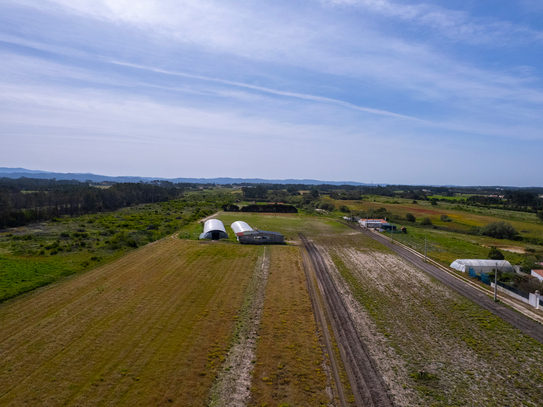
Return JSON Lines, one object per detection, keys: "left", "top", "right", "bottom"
{"left": 421, "top": 217, "right": 433, "bottom": 226}
{"left": 479, "top": 222, "right": 518, "bottom": 240}
{"left": 440, "top": 214, "right": 452, "bottom": 222}
{"left": 339, "top": 205, "right": 349, "bottom": 213}
{"left": 318, "top": 202, "right": 335, "bottom": 211}
{"left": 488, "top": 247, "right": 505, "bottom": 260}
{"left": 405, "top": 213, "right": 416, "bottom": 222}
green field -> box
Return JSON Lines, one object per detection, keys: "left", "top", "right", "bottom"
{"left": 0, "top": 198, "right": 217, "bottom": 302}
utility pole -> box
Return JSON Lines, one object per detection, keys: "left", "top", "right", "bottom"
{"left": 424, "top": 236, "right": 427, "bottom": 262}
{"left": 494, "top": 262, "right": 498, "bottom": 302}
{"left": 391, "top": 225, "right": 393, "bottom": 243}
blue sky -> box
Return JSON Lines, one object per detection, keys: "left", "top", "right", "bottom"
{"left": 1, "top": 0, "right": 542, "bottom": 186}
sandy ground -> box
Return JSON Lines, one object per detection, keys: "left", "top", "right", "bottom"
{"left": 208, "top": 247, "right": 270, "bottom": 407}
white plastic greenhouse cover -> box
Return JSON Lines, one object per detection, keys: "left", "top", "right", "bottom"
{"left": 203, "top": 219, "right": 227, "bottom": 235}
{"left": 450, "top": 259, "right": 513, "bottom": 273}
{"left": 231, "top": 221, "right": 255, "bottom": 235}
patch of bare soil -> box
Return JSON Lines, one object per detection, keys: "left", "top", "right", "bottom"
{"left": 481, "top": 244, "right": 526, "bottom": 254}
{"left": 208, "top": 248, "right": 270, "bottom": 407}
{"left": 319, "top": 235, "right": 543, "bottom": 406}
{"left": 317, "top": 245, "right": 423, "bottom": 406}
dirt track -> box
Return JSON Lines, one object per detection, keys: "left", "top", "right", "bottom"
{"left": 300, "top": 234, "right": 393, "bottom": 407}
{"left": 348, "top": 223, "right": 543, "bottom": 345}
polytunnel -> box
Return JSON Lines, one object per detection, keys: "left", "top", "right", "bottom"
{"left": 199, "top": 219, "right": 228, "bottom": 240}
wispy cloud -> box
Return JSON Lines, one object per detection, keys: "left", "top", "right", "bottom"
{"left": 324, "top": 0, "right": 543, "bottom": 45}
{"left": 1, "top": 0, "right": 542, "bottom": 184}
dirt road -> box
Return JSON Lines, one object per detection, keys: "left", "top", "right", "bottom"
{"left": 349, "top": 224, "right": 543, "bottom": 345}
{"left": 300, "top": 234, "right": 393, "bottom": 407}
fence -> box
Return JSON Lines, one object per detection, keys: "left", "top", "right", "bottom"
{"left": 468, "top": 267, "right": 541, "bottom": 308}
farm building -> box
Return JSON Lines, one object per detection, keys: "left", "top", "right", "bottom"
{"left": 230, "top": 221, "right": 284, "bottom": 244}
{"left": 199, "top": 219, "right": 228, "bottom": 240}
{"left": 359, "top": 219, "right": 396, "bottom": 231}
{"left": 450, "top": 259, "right": 513, "bottom": 274}
{"left": 531, "top": 269, "right": 543, "bottom": 282}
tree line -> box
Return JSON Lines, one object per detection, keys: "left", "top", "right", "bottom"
{"left": 0, "top": 178, "right": 186, "bottom": 229}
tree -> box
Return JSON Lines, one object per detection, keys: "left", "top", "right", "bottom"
{"left": 421, "top": 217, "right": 432, "bottom": 226}
{"left": 405, "top": 213, "right": 416, "bottom": 222}
{"left": 488, "top": 247, "right": 505, "bottom": 260}
{"left": 538, "top": 211, "right": 543, "bottom": 221}
{"left": 310, "top": 187, "right": 319, "bottom": 199}
{"left": 440, "top": 214, "right": 452, "bottom": 222}
{"left": 339, "top": 205, "right": 349, "bottom": 213}
{"left": 479, "top": 222, "right": 518, "bottom": 240}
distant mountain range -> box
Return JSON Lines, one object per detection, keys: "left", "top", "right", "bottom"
{"left": 0, "top": 168, "right": 373, "bottom": 186}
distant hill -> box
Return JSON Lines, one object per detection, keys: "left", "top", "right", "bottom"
{"left": 0, "top": 168, "right": 372, "bottom": 186}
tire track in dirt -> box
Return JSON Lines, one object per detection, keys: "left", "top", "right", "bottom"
{"left": 300, "top": 247, "right": 349, "bottom": 407}
{"left": 347, "top": 223, "right": 543, "bottom": 345}
{"left": 300, "top": 234, "right": 393, "bottom": 407}
{"left": 208, "top": 247, "right": 270, "bottom": 407}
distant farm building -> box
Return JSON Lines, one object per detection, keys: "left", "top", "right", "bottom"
{"left": 230, "top": 221, "right": 284, "bottom": 244}
{"left": 199, "top": 219, "right": 228, "bottom": 240}
{"left": 359, "top": 219, "right": 396, "bottom": 231}
{"left": 450, "top": 259, "right": 513, "bottom": 274}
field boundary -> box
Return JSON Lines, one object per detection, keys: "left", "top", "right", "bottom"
{"left": 300, "top": 234, "right": 394, "bottom": 407}
{"left": 208, "top": 246, "right": 270, "bottom": 406}
{"left": 300, "top": 246, "right": 349, "bottom": 407}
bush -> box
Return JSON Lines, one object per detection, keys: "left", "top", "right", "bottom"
{"left": 339, "top": 205, "right": 349, "bottom": 213}
{"left": 488, "top": 247, "right": 505, "bottom": 260}
{"left": 479, "top": 222, "right": 518, "bottom": 240}
{"left": 318, "top": 202, "right": 335, "bottom": 212}
{"left": 405, "top": 213, "right": 416, "bottom": 222}
{"left": 421, "top": 217, "right": 433, "bottom": 226}
{"left": 440, "top": 214, "right": 452, "bottom": 222}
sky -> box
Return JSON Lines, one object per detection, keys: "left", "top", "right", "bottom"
{"left": 0, "top": 0, "right": 542, "bottom": 186}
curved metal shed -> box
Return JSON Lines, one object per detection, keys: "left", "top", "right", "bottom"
{"left": 199, "top": 219, "right": 228, "bottom": 240}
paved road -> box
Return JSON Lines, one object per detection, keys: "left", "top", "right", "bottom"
{"left": 347, "top": 223, "right": 543, "bottom": 345}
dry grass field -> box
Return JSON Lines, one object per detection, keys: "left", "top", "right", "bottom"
{"left": 0, "top": 238, "right": 259, "bottom": 406}
{"left": 249, "top": 245, "right": 335, "bottom": 406}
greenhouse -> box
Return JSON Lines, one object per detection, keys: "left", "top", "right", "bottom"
{"left": 199, "top": 219, "right": 228, "bottom": 240}
{"left": 450, "top": 259, "right": 513, "bottom": 274}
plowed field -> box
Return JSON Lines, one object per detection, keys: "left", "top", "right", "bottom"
{"left": 0, "top": 238, "right": 259, "bottom": 406}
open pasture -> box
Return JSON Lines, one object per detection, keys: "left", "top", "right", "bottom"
{"left": 0, "top": 238, "right": 259, "bottom": 406}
